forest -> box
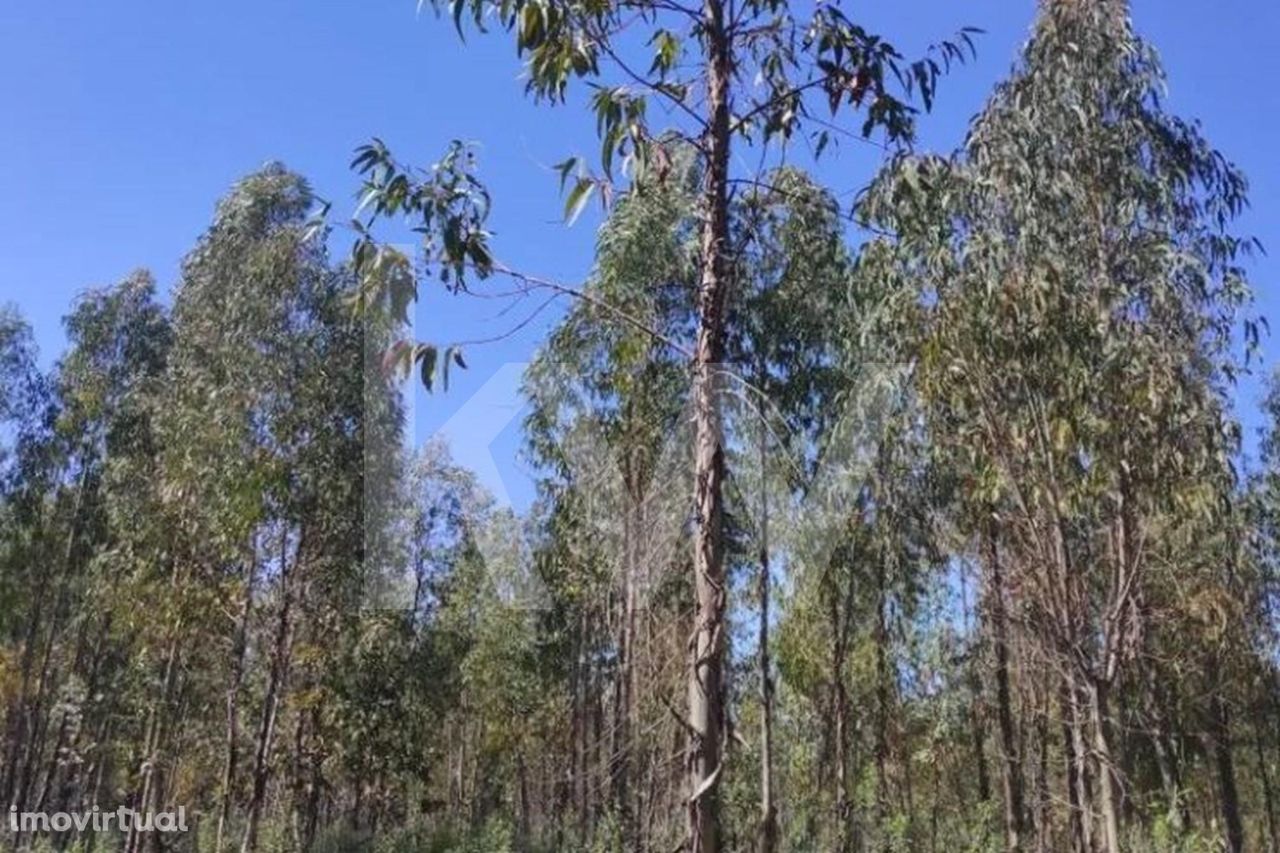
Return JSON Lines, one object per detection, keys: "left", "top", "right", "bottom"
{"left": 2, "top": 0, "right": 1277, "bottom": 850}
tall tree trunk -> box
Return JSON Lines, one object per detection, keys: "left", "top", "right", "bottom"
{"left": 874, "top": 555, "right": 891, "bottom": 847}
{"left": 1143, "top": 668, "right": 1188, "bottom": 832}
{"left": 517, "top": 754, "right": 532, "bottom": 852}
{"left": 984, "top": 527, "right": 1024, "bottom": 851}
{"left": 57, "top": 615, "right": 112, "bottom": 827}
{"left": 756, "top": 400, "right": 778, "bottom": 853}
{"left": 1210, "top": 694, "right": 1244, "bottom": 853}
{"left": 1033, "top": 690, "right": 1050, "bottom": 853}
{"left": 217, "top": 553, "right": 258, "bottom": 852}
{"left": 83, "top": 717, "right": 113, "bottom": 853}
{"left": 1254, "top": 701, "right": 1279, "bottom": 853}
{"left": 829, "top": 568, "right": 855, "bottom": 853}
{"left": 241, "top": 530, "right": 300, "bottom": 853}
{"left": 968, "top": 666, "right": 992, "bottom": 806}
{"left": 1088, "top": 680, "right": 1121, "bottom": 853}
{"left": 1060, "top": 679, "right": 1092, "bottom": 853}
{"left": 591, "top": 680, "right": 604, "bottom": 839}
{"left": 963, "top": 559, "right": 991, "bottom": 809}
{"left": 301, "top": 707, "right": 323, "bottom": 853}
{"left": 573, "top": 618, "right": 588, "bottom": 841}
{"left": 125, "top": 625, "right": 182, "bottom": 853}
{"left": 686, "top": 0, "right": 732, "bottom": 845}
{"left": 612, "top": 459, "right": 638, "bottom": 848}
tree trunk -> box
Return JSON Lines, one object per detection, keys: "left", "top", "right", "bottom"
{"left": 1088, "top": 680, "right": 1121, "bottom": 853}
{"left": 125, "top": 627, "right": 182, "bottom": 853}
{"left": 874, "top": 555, "right": 891, "bottom": 846}
{"left": 756, "top": 402, "right": 778, "bottom": 853}
{"left": 612, "top": 459, "right": 638, "bottom": 848}
{"left": 572, "top": 614, "right": 588, "bottom": 839}
{"left": 241, "top": 530, "right": 300, "bottom": 853}
{"left": 984, "top": 527, "right": 1024, "bottom": 851}
{"left": 517, "top": 754, "right": 532, "bottom": 852}
{"left": 1254, "top": 700, "right": 1279, "bottom": 853}
{"left": 1033, "top": 692, "right": 1050, "bottom": 853}
{"left": 686, "top": 0, "right": 732, "bottom": 845}
{"left": 1143, "top": 668, "right": 1189, "bottom": 832}
{"left": 217, "top": 553, "right": 258, "bottom": 852}
{"left": 968, "top": 668, "right": 992, "bottom": 806}
{"left": 1210, "top": 694, "right": 1244, "bottom": 853}
{"left": 829, "top": 568, "right": 855, "bottom": 853}
{"left": 1060, "top": 679, "right": 1092, "bottom": 853}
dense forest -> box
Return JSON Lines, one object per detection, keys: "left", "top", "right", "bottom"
{"left": 3, "top": 0, "right": 1278, "bottom": 851}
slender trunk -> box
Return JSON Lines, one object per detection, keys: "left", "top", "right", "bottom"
{"left": 302, "top": 708, "right": 323, "bottom": 852}
{"left": 288, "top": 704, "right": 306, "bottom": 850}
{"left": 612, "top": 461, "right": 637, "bottom": 848}
{"left": 1255, "top": 701, "right": 1279, "bottom": 853}
{"left": 874, "top": 556, "right": 891, "bottom": 846}
{"left": 217, "top": 554, "right": 258, "bottom": 852}
{"left": 1210, "top": 694, "right": 1244, "bottom": 853}
{"left": 833, "top": 672, "right": 853, "bottom": 853}
{"left": 1089, "top": 680, "right": 1120, "bottom": 853}
{"left": 573, "top": 617, "right": 588, "bottom": 839}
{"left": 984, "top": 527, "right": 1024, "bottom": 851}
{"left": 125, "top": 626, "right": 182, "bottom": 853}
{"left": 1033, "top": 695, "right": 1050, "bottom": 853}
{"left": 829, "top": 569, "right": 855, "bottom": 853}
{"left": 1144, "top": 669, "right": 1188, "bottom": 832}
{"left": 60, "top": 615, "right": 113, "bottom": 824}
{"left": 686, "top": 0, "right": 732, "bottom": 845}
{"left": 968, "top": 668, "right": 992, "bottom": 805}
{"left": 590, "top": 681, "right": 603, "bottom": 839}
{"left": 518, "top": 755, "right": 532, "bottom": 852}
{"left": 1060, "top": 679, "right": 1091, "bottom": 853}
{"left": 929, "top": 760, "right": 940, "bottom": 853}
{"left": 33, "top": 706, "right": 71, "bottom": 816}
{"left": 756, "top": 398, "right": 778, "bottom": 853}
{"left": 241, "top": 530, "right": 300, "bottom": 853}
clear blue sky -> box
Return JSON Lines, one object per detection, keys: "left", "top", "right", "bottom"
{"left": 3, "top": 0, "right": 1278, "bottom": 503}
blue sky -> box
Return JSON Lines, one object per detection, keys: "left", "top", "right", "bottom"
{"left": 3, "top": 0, "right": 1278, "bottom": 505}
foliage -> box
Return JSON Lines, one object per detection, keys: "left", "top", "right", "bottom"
{"left": 4, "top": 3, "right": 1280, "bottom": 853}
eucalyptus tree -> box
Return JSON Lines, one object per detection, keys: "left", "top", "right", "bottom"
{"left": 0, "top": 307, "right": 47, "bottom": 475}
{"left": 521, "top": 157, "right": 906, "bottom": 848}
{"left": 0, "top": 275, "right": 171, "bottom": 851}
{"left": 161, "top": 163, "right": 392, "bottom": 853}
{"left": 0, "top": 307, "right": 47, "bottom": 634}
{"left": 47, "top": 274, "right": 171, "bottom": 824}
{"left": 748, "top": 178, "right": 945, "bottom": 850}
{"left": 343, "top": 1, "right": 975, "bottom": 844}
{"left": 1230, "top": 374, "right": 1280, "bottom": 852}
{"left": 858, "top": 0, "right": 1256, "bottom": 849}
{"left": 723, "top": 166, "right": 867, "bottom": 851}
{"left": 162, "top": 165, "right": 311, "bottom": 853}
{"left": 274, "top": 263, "right": 404, "bottom": 851}
{"left": 522, "top": 160, "right": 696, "bottom": 849}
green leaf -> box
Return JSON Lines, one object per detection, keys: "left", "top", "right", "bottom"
{"left": 450, "top": 0, "right": 466, "bottom": 39}
{"left": 382, "top": 340, "right": 414, "bottom": 380}
{"left": 564, "top": 178, "right": 595, "bottom": 226}
{"left": 417, "top": 344, "right": 438, "bottom": 391}
{"left": 552, "top": 156, "right": 580, "bottom": 192}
